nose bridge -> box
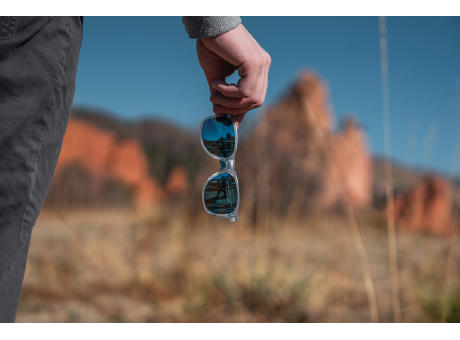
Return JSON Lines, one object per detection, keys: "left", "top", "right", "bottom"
{"left": 220, "top": 159, "right": 234, "bottom": 171}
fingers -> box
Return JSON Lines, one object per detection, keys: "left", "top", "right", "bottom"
{"left": 212, "top": 80, "right": 245, "bottom": 98}
{"left": 210, "top": 78, "right": 260, "bottom": 116}
{"left": 203, "top": 29, "right": 271, "bottom": 119}
{"left": 212, "top": 104, "right": 257, "bottom": 116}
{"left": 210, "top": 61, "right": 268, "bottom": 116}
{"left": 257, "top": 51, "right": 270, "bottom": 108}
{"left": 210, "top": 92, "right": 255, "bottom": 109}
{"left": 237, "top": 62, "right": 263, "bottom": 104}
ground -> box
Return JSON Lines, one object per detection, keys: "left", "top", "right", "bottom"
{"left": 16, "top": 209, "right": 460, "bottom": 322}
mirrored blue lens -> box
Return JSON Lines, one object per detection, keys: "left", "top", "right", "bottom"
{"left": 204, "top": 173, "right": 238, "bottom": 214}
{"left": 201, "top": 116, "right": 235, "bottom": 158}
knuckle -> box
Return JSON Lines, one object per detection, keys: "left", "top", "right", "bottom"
{"left": 257, "top": 56, "right": 266, "bottom": 67}
{"left": 248, "top": 95, "right": 258, "bottom": 104}
{"left": 251, "top": 55, "right": 265, "bottom": 68}
{"left": 265, "top": 52, "right": 272, "bottom": 66}
{"left": 240, "top": 88, "right": 252, "bottom": 98}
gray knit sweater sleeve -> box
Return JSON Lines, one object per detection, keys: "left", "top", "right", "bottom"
{"left": 182, "top": 16, "right": 241, "bottom": 39}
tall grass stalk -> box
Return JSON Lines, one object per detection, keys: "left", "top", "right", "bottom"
{"left": 303, "top": 99, "right": 380, "bottom": 322}
{"left": 441, "top": 215, "right": 458, "bottom": 322}
{"left": 379, "top": 16, "right": 402, "bottom": 323}
{"left": 441, "top": 135, "right": 460, "bottom": 321}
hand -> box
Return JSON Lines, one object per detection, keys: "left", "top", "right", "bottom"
{"left": 197, "top": 24, "right": 271, "bottom": 124}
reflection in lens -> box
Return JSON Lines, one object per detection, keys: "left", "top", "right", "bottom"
{"left": 201, "top": 116, "right": 235, "bottom": 158}
{"left": 204, "top": 173, "right": 238, "bottom": 214}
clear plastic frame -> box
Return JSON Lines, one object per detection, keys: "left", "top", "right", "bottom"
{"left": 200, "top": 115, "right": 240, "bottom": 222}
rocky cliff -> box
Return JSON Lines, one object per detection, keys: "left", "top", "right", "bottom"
{"left": 389, "top": 176, "right": 453, "bottom": 235}
{"left": 44, "top": 73, "right": 458, "bottom": 236}
{"left": 55, "top": 118, "right": 163, "bottom": 207}
{"left": 238, "top": 71, "right": 372, "bottom": 217}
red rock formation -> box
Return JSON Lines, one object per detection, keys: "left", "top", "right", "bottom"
{"left": 57, "top": 119, "right": 114, "bottom": 174}
{"left": 324, "top": 117, "right": 373, "bottom": 209}
{"left": 240, "top": 71, "right": 372, "bottom": 213}
{"left": 390, "top": 176, "right": 453, "bottom": 235}
{"left": 296, "top": 72, "right": 332, "bottom": 133}
{"left": 165, "top": 166, "right": 188, "bottom": 197}
{"left": 56, "top": 118, "right": 163, "bottom": 207}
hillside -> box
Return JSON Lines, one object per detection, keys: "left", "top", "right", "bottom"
{"left": 46, "top": 73, "right": 460, "bottom": 231}
{"left": 71, "top": 108, "right": 207, "bottom": 185}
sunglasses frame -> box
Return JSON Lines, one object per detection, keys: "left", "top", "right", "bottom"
{"left": 200, "top": 115, "right": 240, "bottom": 222}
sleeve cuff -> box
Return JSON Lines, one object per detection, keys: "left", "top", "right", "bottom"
{"left": 182, "top": 16, "right": 241, "bottom": 39}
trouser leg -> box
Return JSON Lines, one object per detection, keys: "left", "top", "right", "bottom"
{"left": 0, "top": 16, "right": 82, "bottom": 322}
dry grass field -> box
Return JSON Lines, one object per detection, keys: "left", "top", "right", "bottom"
{"left": 16, "top": 208, "right": 460, "bottom": 322}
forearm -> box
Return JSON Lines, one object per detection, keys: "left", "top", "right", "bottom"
{"left": 182, "top": 16, "right": 241, "bottom": 39}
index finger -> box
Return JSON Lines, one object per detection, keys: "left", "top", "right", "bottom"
{"left": 212, "top": 80, "right": 246, "bottom": 98}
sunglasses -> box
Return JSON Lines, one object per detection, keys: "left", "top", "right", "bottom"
{"left": 200, "top": 115, "right": 239, "bottom": 222}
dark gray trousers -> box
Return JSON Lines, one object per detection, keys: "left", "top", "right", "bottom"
{"left": 0, "top": 17, "right": 82, "bottom": 322}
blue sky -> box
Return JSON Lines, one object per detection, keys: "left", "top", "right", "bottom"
{"left": 74, "top": 17, "right": 460, "bottom": 175}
